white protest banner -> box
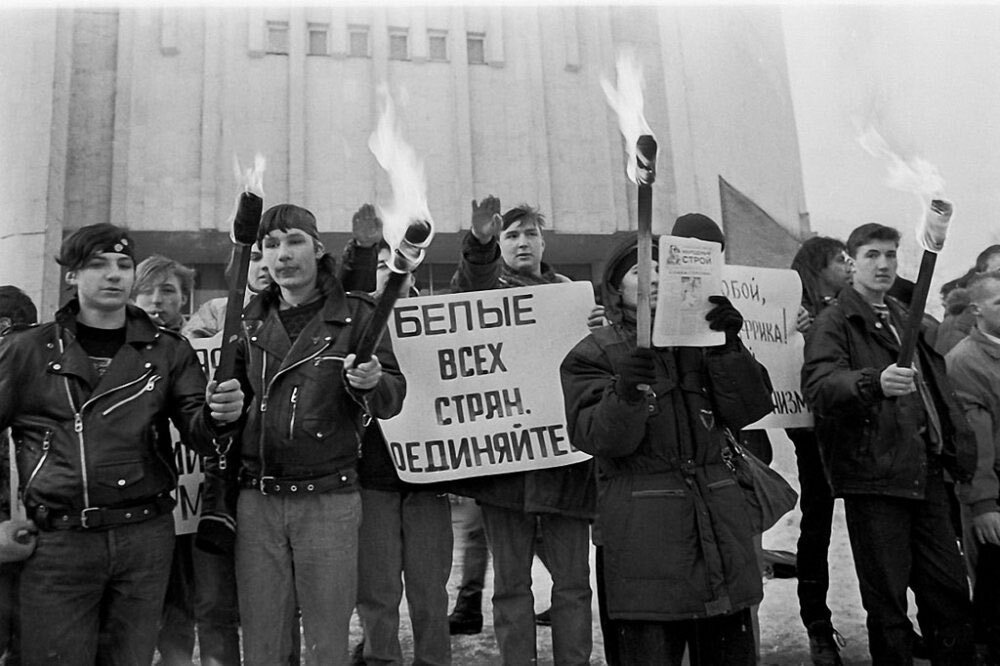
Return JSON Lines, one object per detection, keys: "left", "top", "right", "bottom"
{"left": 379, "top": 282, "right": 595, "bottom": 483}
{"left": 170, "top": 333, "right": 221, "bottom": 535}
{"left": 652, "top": 235, "right": 725, "bottom": 347}
{"left": 721, "top": 265, "right": 812, "bottom": 429}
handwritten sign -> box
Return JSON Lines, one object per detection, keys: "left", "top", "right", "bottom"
{"left": 379, "top": 283, "right": 595, "bottom": 483}
{"left": 721, "top": 265, "right": 812, "bottom": 429}
{"left": 169, "top": 333, "right": 221, "bottom": 535}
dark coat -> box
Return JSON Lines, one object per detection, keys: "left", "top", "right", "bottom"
{"left": 802, "top": 287, "right": 976, "bottom": 499}
{"left": 445, "top": 231, "right": 595, "bottom": 519}
{"left": 560, "top": 323, "right": 769, "bottom": 620}
{"left": 235, "top": 275, "right": 405, "bottom": 491}
{"left": 0, "top": 301, "right": 222, "bottom": 516}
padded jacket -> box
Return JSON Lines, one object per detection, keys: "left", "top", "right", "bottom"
{"left": 802, "top": 287, "right": 976, "bottom": 498}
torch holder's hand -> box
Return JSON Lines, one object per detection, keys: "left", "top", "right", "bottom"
{"left": 880, "top": 364, "right": 917, "bottom": 397}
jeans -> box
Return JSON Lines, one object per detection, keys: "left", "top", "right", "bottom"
{"left": 481, "top": 504, "right": 592, "bottom": 666}
{"left": 844, "top": 472, "right": 974, "bottom": 665}
{"left": 19, "top": 513, "right": 175, "bottom": 665}
{"left": 236, "top": 489, "right": 361, "bottom": 666}
{"left": 788, "top": 428, "right": 835, "bottom": 629}
{"left": 449, "top": 495, "right": 489, "bottom": 617}
{"left": 357, "top": 488, "right": 452, "bottom": 666}
{"left": 608, "top": 608, "right": 756, "bottom": 666}
{"left": 158, "top": 534, "right": 241, "bottom": 666}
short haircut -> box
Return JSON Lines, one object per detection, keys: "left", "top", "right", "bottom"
{"left": 133, "top": 255, "right": 196, "bottom": 296}
{"left": 846, "top": 223, "right": 900, "bottom": 258}
{"left": 501, "top": 204, "right": 546, "bottom": 231}
{"left": 792, "top": 236, "right": 847, "bottom": 275}
{"left": 966, "top": 270, "right": 1000, "bottom": 303}
{"left": 57, "top": 223, "right": 135, "bottom": 271}
{"left": 0, "top": 286, "right": 38, "bottom": 325}
{"left": 974, "top": 244, "right": 1000, "bottom": 273}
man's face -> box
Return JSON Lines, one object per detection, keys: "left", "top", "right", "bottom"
{"left": 499, "top": 219, "right": 545, "bottom": 277}
{"left": 820, "top": 250, "right": 853, "bottom": 291}
{"left": 972, "top": 277, "right": 1000, "bottom": 338}
{"left": 850, "top": 240, "right": 897, "bottom": 301}
{"left": 619, "top": 261, "right": 659, "bottom": 311}
{"left": 247, "top": 243, "right": 272, "bottom": 293}
{"left": 66, "top": 252, "right": 135, "bottom": 314}
{"left": 134, "top": 273, "right": 186, "bottom": 328}
{"left": 375, "top": 247, "right": 414, "bottom": 298}
{"left": 261, "top": 229, "right": 320, "bottom": 292}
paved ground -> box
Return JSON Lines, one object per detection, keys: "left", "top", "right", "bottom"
{"left": 347, "top": 429, "right": 927, "bottom": 665}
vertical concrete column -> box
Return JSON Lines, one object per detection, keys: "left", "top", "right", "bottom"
{"left": 522, "top": 8, "right": 554, "bottom": 227}
{"left": 486, "top": 7, "right": 504, "bottom": 67}
{"left": 288, "top": 7, "right": 306, "bottom": 203}
{"left": 657, "top": 7, "right": 701, "bottom": 216}
{"left": 200, "top": 8, "right": 223, "bottom": 230}
{"left": 562, "top": 6, "right": 580, "bottom": 72}
{"left": 110, "top": 8, "right": 138, "bottom": 229}
{"left": 329, "top": 6, "right": 347, "bottom": 58}
{"left": 410, "top": 8, "right": 428, "bottom": 62}
{"left": 449, "top": 6, "right": 473, "bottom": 228}
{"left": 248, "top": 8, "right": 264, "bottom": 58}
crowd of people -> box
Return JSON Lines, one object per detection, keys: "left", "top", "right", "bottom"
{"left": 0, "top": 196, "right": 998, "bottom": 666}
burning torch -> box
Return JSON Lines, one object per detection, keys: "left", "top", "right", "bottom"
{"left": 215, "top": 155, "right": 265, "bottom": 382}
{"left": 897, "top": 199, "right": 954, "bottom": 367}
{"left": 353, "top": 218, "right": 433, "bottom": 361}
{"left": 353, "top": 84, "right": 435, "bottom": 363}
{"left": 603, "top": 50, "right": 657, "bottom": 349}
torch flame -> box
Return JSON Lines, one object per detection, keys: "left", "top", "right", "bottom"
{"left": 233, "top": 152, "right": 266, "bottom": 198}
{"left": 601, "top": 48, "right": 655, "bottom": 185}
{"left": 368, "top": 84, "right": 434, "bottom": 254}
{"left": 856, "top": 127, "right": 952, "bottom": 253}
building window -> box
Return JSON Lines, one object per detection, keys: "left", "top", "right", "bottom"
{"left": 308, "top": 24, "right": 328, "bottom": 56}
{"left": 266, "top": 21, "right": 289, "bottom": 55}
{"left": 429, "top": 32, "right": 448, "bottom": 61}
{"left": 389, "top": 30, "right": 409, "bottom": 61}
{"left": 467, "top": 33, "right": 485, "bottom": 65}
{"left": 349, "top": 26, "right": 369, "bottom": 57}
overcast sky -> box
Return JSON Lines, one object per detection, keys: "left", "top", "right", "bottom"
{"left": 783, "top": 4, "right": 1000, "bottom": 314}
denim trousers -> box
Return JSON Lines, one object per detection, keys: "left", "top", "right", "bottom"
{"left": 788, "top": 428, "right": 836, "bottom": 629}
{"left": 480, "top": 504, "right": 592, "bottom": 666}
{"left": 449, "top": 495, "right": 489, "bottom": 617}
{"left": 357, "top": 488, "right": 452, "bottom": 666}
{"left": 844, "top": 471, "right": 974, "bottom": 665}
{"left": 19, "top": 512, "right": 175, "bottom": 665}
{"left": 158, "top": 533, "right": 241, "bottom": 666}
{"left": 236, "top": 489, "right": 361, "bottom": 666}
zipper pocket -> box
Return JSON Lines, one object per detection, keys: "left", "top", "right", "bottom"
{"left": 23, "top": 430, "right": 54, "bottom": 497}
{"left": 631, "top": 489, "right": 686, "bottom": 498}
{"left": 288, "top": 386, "right": 299, "bottom": 439}
{"left": 707, "top": 478, "right": 737, "bottom": 490}
{"left": 101, "top": 375, "right": 161, "bottom": 416}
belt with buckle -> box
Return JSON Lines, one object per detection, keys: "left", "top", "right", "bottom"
{"left": 35, "top": 495, "right": 174, "bottom": 531}
{"left": 239, "top": 470, "right": 355, "bottom": 496}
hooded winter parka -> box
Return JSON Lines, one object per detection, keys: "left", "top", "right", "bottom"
{"left": 0, "top": 301, "right": 223, "bottom": 519}
{"left": 234, "top": 276, "right": 405, "bottom": 491}
{"left": 559, "top": 239, "right": 771, "bottom": 621}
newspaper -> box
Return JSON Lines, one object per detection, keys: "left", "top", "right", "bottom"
{"left": 652, "top": 235, "right": 725, "bottom": 347}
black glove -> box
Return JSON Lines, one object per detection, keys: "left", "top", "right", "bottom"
{"left": 616, "top": 348, "right": 657, "bottom": 402}
{"left": 706, "top": 295, "right": 743, "bottom": 344}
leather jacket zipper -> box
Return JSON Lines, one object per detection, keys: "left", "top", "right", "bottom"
{"left": 257, "top": 341, "right": 332, "bottom": 481}
{"left": 288, "top": 386, "right": 299, "bottom": 439}
{"left": 22, "top": 429, "right": 53, "bottom": 498}
{"left": 101, "top": 375, "right": 161, "bottom": 416}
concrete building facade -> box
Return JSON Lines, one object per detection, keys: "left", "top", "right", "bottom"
{"left": 1, "top": 5, "right": 808, "bottom": 318}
